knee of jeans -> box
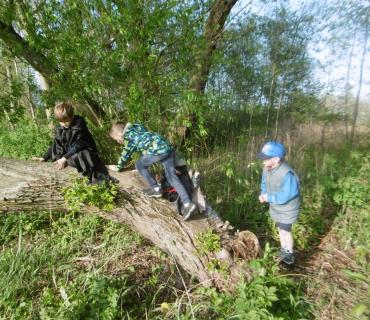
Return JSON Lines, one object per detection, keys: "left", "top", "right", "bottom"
{"left": 166, "top": 174, "right": 180, "bottom": 186}
{"left": 135, "top": 162, "right": 141, "bottom": 170}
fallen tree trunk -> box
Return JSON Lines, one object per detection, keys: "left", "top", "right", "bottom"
{"left": 0, "top": 157, "right": 261, "bottom": 291}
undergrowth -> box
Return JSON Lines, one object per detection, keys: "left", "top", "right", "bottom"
{"left": 0, "top": 118, "right": 52, "bottom": 160}
{"left": 61, "top": 178, "right": 118, "bottom": 213}
{"left": 1, "top": 121, "right": 369, "bottom": 319}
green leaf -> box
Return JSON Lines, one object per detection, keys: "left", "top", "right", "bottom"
{"left": 342, "top": 269, "right": 368, "bottom": 282}
{"left": 249, "top": 259, "right": 261, "bottom": 270}
{"left": 351, "top": 303, "right": 367, "bottom": 316}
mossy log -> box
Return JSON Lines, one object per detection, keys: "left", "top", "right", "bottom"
{"left": 0, "top": 157, "right": 261, "bottom": 292}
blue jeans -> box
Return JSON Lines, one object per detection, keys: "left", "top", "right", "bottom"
{"left": 135, "top": 150, "right": 191, "bottom": 204}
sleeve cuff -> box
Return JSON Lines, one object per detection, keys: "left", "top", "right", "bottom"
{"left": 267, "top": 194, "right": 274, "bottom": 203}
{"left": 192, "top": 177, "right": 201, "bottom": 185}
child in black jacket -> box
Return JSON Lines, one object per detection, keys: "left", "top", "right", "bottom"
{"left": 33, "top": 102, "right": 117, "bottom": 185}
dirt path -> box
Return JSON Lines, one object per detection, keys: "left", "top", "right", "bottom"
{"left": 282, "top": 233, "right": 368, "bottom": 320}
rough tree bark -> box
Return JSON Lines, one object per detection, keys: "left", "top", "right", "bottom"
{"left": 189, "top": 0, "right": 238, "bottom": 93}
{"left": 0, "top": 157, "right": 260, "bottom": 292}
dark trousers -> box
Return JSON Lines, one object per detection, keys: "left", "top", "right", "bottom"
{"left": 67, "top": 150, "right": 112, "bottom": 185}
{"left": 135, "top": 150, "right": 191, "bottom": 204}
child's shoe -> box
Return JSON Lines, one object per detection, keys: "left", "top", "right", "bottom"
{"left": 278, "top": 248, "right": 289, "bottom": 258}
{"left": 142, "top": 188, "right": 162, "bottom": 198}
{"left": 182, "top": 202, "right": 197, "bottom": 221}
{"left": 279, "top": 249, "right": 295, "bottom": 265}
{"left": 109, "top": 176, "right": 120, "bottom": 184}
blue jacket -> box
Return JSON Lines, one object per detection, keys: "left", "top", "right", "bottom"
{"left": 261, "top": 161, "right": 300, "bottom": 224}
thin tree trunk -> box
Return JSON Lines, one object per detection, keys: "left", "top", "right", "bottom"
{"left": 273, "top": 54, "right": 291, "bottom": 141}
{"left": 24, "top": 65, "right": 38, "bottom": 128}
{"left": 344, "top": 34, "right": 356, "bottom": 140}
{"left": 38, "top": 72, "right": 55, "bottom": 134}
{"left": 5, "top": 65, "right": 15, "bottom": 130}
{"left": 27, "top": 91, "right": 38, "bottom": 128}
{"left": 265, "top": 62, "right": 276, "bottom": 141}
{"left": 350, "top": 15, "right": 368, "bottom": 143}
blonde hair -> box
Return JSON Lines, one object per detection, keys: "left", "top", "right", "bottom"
{"left": 54, "top": 102, "right": 74, "bottom": 122}
{"left": 109, "top": 121, "right": 126, "bottom": 136}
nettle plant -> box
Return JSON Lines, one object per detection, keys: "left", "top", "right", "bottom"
{"left": 61, "top": 178, "right": 117, "bottom": 213}
{"left": 194, "top": 228, "right": 221, "bottom": 256}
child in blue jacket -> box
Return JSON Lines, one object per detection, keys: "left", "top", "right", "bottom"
{"left": 257, "top": 142, "right": 300, "bottom": 265}
{"left": 109, "top": 122, "right": 196, "bottom": 221}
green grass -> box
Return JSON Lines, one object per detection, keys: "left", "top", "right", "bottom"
{"left": 0, "top": 210, "right": 314, "bottom": 319}
{"left": 0, "top": 212, "right": 147, "bottom": 319}
{"left": 0, "top": 119, "right": 52, "bottom": 160}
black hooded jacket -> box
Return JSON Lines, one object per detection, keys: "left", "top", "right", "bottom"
{"left": 43, "top": 115, "right": 98, "bottom": 161}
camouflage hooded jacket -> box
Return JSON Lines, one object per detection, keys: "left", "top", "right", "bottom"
{"left": 115, "top": 123, "right": 174, "bottom": 171}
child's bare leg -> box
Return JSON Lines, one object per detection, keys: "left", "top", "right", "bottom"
{"left": 278, "top": 227, "right": 294, "bottom": 251}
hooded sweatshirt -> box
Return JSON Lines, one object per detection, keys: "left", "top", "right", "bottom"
{"left": 115, "top": 123, "right": 174, "bottom": 171}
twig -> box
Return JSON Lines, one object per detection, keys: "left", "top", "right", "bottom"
{"left": 272, "top": 273, "right": 320, "bottom": 281}
{"left": 330, "top": 286, "right": 337, "bottom": 320}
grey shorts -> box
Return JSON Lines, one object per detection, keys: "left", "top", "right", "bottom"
{"left": 276, "top": 222, "right": 292, "bottom": 232}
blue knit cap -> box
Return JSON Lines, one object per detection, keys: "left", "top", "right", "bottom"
{"left": 256, "top": 142, "right": 285, "bottom": 160}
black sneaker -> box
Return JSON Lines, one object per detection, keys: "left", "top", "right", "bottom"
{"left": 182, "top": 202, "right": 197, "bottom": 221}
{"left": 142, "top": 188, "right": 162, "bottom": 198}
{"left": 278, "top": 248, "right": 289, "bottom": 258}
{"left": 280, "top": 250, "right": 295, "bottom": 265}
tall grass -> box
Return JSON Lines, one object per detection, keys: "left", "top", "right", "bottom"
{"left": 0, "top": 118, "right": 52, "bottom": 160}
{"left": 0, "top": 212, "right": 141, "bottom": 319}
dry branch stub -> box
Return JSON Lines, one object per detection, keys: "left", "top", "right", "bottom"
{"left": 0, "top": 157, "right": 261, "bottom": 291}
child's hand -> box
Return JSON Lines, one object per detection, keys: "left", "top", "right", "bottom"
{"left": 259, "top": 194, "right": 268, "bottom": 203}
{"left": 54, "top": 157, "right": 67, "bottom": 170}
{"left": 32, "top": 157, "right": 45, "bottom": 162}
{"left": 108, "top": 165, "right": 117, "bottom": 171}
{"left": 192, "top": 170, "right": 201, "bottom": 186}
